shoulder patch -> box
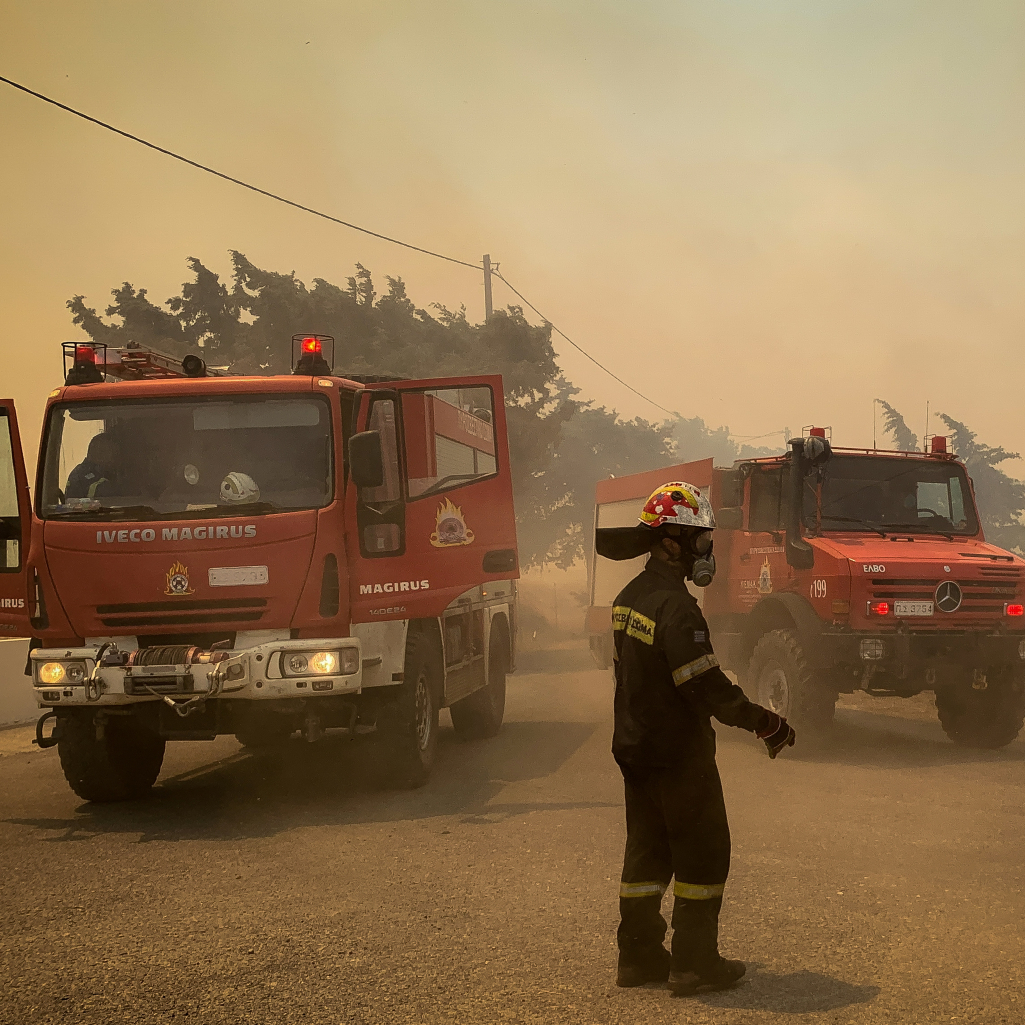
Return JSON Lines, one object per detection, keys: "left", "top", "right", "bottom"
{"left": 612, "top": 605, "right": 656, "bottom": 645}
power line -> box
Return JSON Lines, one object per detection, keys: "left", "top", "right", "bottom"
{"left": 492, "top": 271, "right": 680, "bottom": 420}
{"left": 0, "top": 73, "right": 482, "bottom": 271}
{"left": 1, "top": 72, "right": 680, "bottom": 419}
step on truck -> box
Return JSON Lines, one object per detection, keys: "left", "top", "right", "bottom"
{"left": 0, "top": 336, "right": 518, "bottom": 800}
{"left": 587, "top": 433, "right": 1025, "bottom": 748}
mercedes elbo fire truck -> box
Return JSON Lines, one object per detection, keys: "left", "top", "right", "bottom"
{"left": 587, "top": 433, "right": 1025, "bottom": 748}
{"left": 0, "top": 336, "right": 518, "bottom": 800}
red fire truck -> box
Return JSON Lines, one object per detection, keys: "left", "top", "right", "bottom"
{"left": 587, "top": 433, "right": 1025, "bottom": 748}
{"left": 0, "top": 336, "right": 519, "bottom": 800}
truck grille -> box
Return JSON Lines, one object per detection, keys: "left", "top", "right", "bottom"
{"left": 871, "top": 577, "right": 1018, "bottom": 613}
{"left": 96, "top": 597, "right": 267, "bottom": 629}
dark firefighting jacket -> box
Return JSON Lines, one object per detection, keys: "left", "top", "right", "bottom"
{"left": 612, "top": 557, "right": 770, "bottom": 767}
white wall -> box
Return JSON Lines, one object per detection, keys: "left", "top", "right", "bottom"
{"left": 0, "top": 639, "right": 35, "bottom": 726}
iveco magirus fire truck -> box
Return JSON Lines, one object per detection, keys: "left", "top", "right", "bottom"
{"left": 587, "top": 432, "right": 1025, "bottom": 748}
{"left": 0, "top": 336, "right": 518, "bottom": 800}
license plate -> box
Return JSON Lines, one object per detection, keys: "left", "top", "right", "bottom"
{"left": 894, "top": 601, "right": 934, "bottom": 617}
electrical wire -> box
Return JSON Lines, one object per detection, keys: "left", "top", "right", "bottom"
{"left": 0, "top": 74, "right": 482, "bottom": 271}
{"left": 492, "top": 271, "right": 680, "bottom": 419}
{"left": 1, "top": 72, "right": 681, "bottom": 419}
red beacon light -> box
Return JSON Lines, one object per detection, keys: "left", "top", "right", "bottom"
{"left": 931, "top": 435, "right": 948, "bottom": 455}
{"left": 62, "top": 341, "right": 106, "bottom": 386}
{"left": 810, "top": 427, "right": 827, "bottom": 439}
{"left": 1005, "top": 603, "right": 1024, "bottom": 617}
{"left": 291, "top": 333, "right": 333, "bottom": 376}
{"left": 868, "top": 601, "right": 891, "bottom": 616}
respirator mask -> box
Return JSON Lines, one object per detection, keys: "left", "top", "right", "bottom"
{"left": 688, "top": 529, "right": 716, "bottom": 588}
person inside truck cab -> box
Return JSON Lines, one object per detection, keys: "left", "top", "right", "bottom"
{"left": 65, "top": 432, "right": 120, "bottom": 501}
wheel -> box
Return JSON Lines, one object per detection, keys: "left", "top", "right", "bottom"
{"left": 745, "top": 629, "right": 836, "bottom": 732}
{"left": 58, "top": 714, "right": 165, "bottom": 802}
{"left": 380, "top": 631, "right": 441, "bottom": 788}
{"left": 450, "top": 622, "right": 508, "bottom": 740}
{"left": 935, "top": 668, "right": 1025, "bottom": 749}
{"left": 234, "top": 717, "right": 295, "bottom": 750}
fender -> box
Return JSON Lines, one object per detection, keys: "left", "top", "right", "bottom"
{"left": 744, "top": 592, "right": 832, "bottom": 669}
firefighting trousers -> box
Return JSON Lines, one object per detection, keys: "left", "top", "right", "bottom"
{"left": 616, "top": 757, "right": 731, "bottom": 972}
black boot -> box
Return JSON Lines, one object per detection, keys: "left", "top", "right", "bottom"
{"left": 668, "top": 895, "right": 744, "bottom": 995}
{"left": 616, "top": 945, "right": 671, "bottom": 988}
{"left": 669, "top": 958, "right": 746, "bottom": 996}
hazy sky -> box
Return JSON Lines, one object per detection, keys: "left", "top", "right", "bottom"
{"left": 1, "top": 1, "right": 1023, "bottom": 467}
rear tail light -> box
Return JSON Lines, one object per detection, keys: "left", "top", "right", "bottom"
{"left": 1005, "top": 603, "right": 1024, "bottom": 617}
{"left": 867, "top": 601, "right": 890, "bottom": 616}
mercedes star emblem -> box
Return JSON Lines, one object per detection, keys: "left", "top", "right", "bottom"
{"left": 935, "top": 580, "right": 963, "bottom": 613}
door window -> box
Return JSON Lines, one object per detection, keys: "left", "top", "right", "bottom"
{"left": 402, "top": 387, "right": 497, "bottom": 499}
{"left": 358, "top": 396, "right": 404, "bottom": 557}
{"left": 749, "top": 468, "right": 783, "bottom": 532}
{"left": 0, "top": 414, "right": 22, "bottom": 570}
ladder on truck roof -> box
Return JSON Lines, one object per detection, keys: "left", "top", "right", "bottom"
{"left": 64, "top": 341, "right": 231, "bottom": 382}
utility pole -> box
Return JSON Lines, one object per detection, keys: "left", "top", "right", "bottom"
{"left": 483, "top": 254, "right": 494, "bottom": 323}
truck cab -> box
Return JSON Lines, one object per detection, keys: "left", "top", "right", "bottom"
{"left": 0, "top": 337, "right": 519, "bottom": 800}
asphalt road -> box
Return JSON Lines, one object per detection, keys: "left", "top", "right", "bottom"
{"left": 2, "top": 641, "right": 1024, "bottom": 1024}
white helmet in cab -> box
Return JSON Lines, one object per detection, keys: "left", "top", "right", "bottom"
{"left": 220, "top": 471, "right": 260, "bottom": 505}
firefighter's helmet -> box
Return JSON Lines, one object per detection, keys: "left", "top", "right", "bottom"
{"left": 639, "top": 481, "right": 715, "bottom": 531}
{"left": 220, "top": 471, "right": 260, "bottom": 504}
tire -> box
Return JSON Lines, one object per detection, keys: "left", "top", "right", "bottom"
{"left": 450, "top": 623, "right": 508, "bottom": 740}
{"left": 935, "top": 669, "right": 1025, "bottom": 749}
{"left": 745, "top": 629, "right": 836, "bottom": 732}
{"left": 58, "top": 714, "right": 165, "bottom": 803}
{"left": 381, "top": 630, "right": 441, "bottom": 789}
{"left": 234, "top": 718, "right": 295, "bottom": 751}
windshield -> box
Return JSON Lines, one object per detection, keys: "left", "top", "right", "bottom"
{"left": 803, "top": 454, "right": 978, "bottom": 536}
{"left": 40, "top": 395, "right": 334, "bottom": 521}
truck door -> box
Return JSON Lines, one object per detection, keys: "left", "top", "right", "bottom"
{"left": 348, "top": 376, "right": 518, "bottom": 622}
{"left": 0, "top": 401, "right": 34, "bottom": 635}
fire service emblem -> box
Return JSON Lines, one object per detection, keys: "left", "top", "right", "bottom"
{"left": 430, "top": 498, "right": 475, "bottom": 548}
{"left": 164, "top": 561, "right": 195, "bottom": 596}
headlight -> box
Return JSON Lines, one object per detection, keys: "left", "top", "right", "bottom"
{"left": 37, "top": 661, "right": 88, "bottom": 686}
{"left": 38, "top": 662, "right": 65, "bottom": 685}
{"left": 279, "top": 648, "right": 359, "bottom": 678}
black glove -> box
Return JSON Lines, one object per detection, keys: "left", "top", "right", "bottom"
{"left": 756, "top": 711, "right": 796, "bottom": 759}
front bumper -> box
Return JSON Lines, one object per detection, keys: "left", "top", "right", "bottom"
{"left": 30, "top": 637, "right": 363, "bottom": 708}
{"left": 815, "top": 627, "right": 1025, "bottom": 670}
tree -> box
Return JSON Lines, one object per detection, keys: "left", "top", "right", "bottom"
{"left": 876, "top": 400, "right": 919, "bottom": 452}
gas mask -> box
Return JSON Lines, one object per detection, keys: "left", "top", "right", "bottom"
{"left": 689, "top": 529, "right": 716, "bottom": 588}
{"left": 658, "top": 528, "right": 716, "bottom": 587}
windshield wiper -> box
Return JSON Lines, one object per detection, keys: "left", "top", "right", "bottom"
{"left": 814, "top": 514, "right": 888, "bottom": 537}
{"left": 47, "top": 504, "right": 161, "bottom": 521}
{"left": 206, "top": 501, "right": 281, "bottom": 517}
{"left": 885, "top": 521, "right": 955, "bottom": 540}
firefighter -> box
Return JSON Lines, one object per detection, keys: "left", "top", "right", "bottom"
{"left": 595, "top": 481, "right": 796, "bottom": 997}
{"left": 65, "top": 432, "right": 120, "bottom": 500}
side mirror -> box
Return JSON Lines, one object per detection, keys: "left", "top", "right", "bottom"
{"left": 716, "top": 507, "right": 743, "bottom": 530}
{"left": 348, "top": 431, "right": 385, "bottom": 489}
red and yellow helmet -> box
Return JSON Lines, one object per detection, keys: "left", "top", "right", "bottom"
{"left": 639, "top": 481, "right": 716, "bottom": 531}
